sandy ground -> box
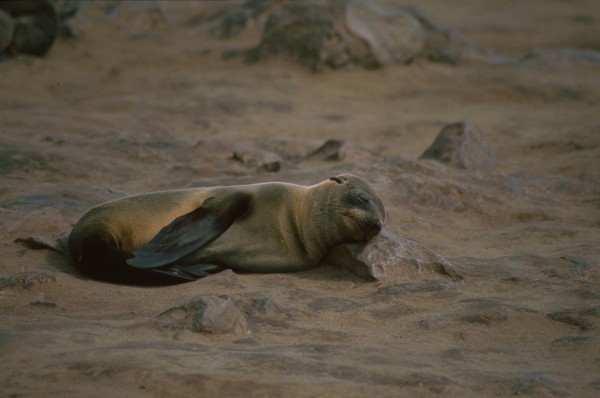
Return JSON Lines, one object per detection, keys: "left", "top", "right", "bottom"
{"left": 1, "top": 1, "right": 599, "bottom": 396}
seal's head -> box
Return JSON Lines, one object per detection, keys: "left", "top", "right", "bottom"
{"left": 315, "top": 174, "right": 385, "bottom": 244}
{"left": 329, "top": 174, "right": 385, "bottom": 241}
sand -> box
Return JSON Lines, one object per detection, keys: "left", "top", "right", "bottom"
{"left": 1, "top": 1, "right": 599, "bottom": 396}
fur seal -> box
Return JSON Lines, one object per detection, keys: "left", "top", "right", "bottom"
{"left": 68, "top": 175, "right": 385, "bottom": 284}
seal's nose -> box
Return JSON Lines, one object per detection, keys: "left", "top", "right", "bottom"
{"left": 366, "top": 220, "right": 383, "bottom": 238}
{"left": 373, "top": 220, "right": 383, "bottom": 233}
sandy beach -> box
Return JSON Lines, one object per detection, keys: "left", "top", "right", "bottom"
{"left": 1, "top": 1, "right": 599, "bottom": 396}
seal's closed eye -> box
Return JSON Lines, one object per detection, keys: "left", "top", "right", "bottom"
{"left": 329, "top": 176, "right": 347, "bottom": 184}
{"left": 343, "top": 192, "right": 374, "bottom": 210}
{"left": 357, "top": 194, "right": 370, "bottom": 204}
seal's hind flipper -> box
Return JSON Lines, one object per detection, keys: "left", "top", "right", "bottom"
{"left": 127, "top": 192, "right": 251, "bottom": 269}
{"left": 74, "top": 235, "right": 190, "bottom": 285}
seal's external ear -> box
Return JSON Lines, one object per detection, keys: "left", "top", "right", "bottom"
{"left": 329, "top": 176, "right": 348, "bottom": 184}
{"left": 127, "top": 192, "right": 252, "bottom": 269}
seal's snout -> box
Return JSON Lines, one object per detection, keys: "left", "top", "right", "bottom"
{"left": 366, "top": 219, "right": 383, "bottom": 239}
{"left": 373, "top": 220, "right": 383, "bottom": 233}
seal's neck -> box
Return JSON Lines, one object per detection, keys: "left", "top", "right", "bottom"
{"left": 296, "top": 185, "right": 343, "bottom": 263}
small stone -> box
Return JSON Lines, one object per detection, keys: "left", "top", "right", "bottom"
{"left": 235, "top": 292, "right": 279, "bottom": 315}
{"left": 232, "top": 292, "right": 294, "bottom": 328}
{"left": 304, "top": 140, "right": 346, "bottom": 161}
{"left": 158, "top": 294, "right": 250, "bottom": 335}
{"left": 232, "top": 144, "right": 282, "bottom": 172}
{"left": 419, "top": 121, "right": 495, "bottom": 171}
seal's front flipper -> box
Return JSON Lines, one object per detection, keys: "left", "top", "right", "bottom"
{"left": 127, "top": 192, "right": 252, "bottom": 269}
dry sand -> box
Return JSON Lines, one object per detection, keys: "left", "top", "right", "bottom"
{"left": 1, "top": 1, "right": 599, "bottom": 397}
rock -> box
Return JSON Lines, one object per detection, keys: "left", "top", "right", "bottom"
{"left": 304, "top": 139, "right": 347, "bottom": 161}
{"left": 230, "top": 292, "right": 279, "bottom": 318}
{"left": 246, "top": 1, "right": 365, "bottom": 71}
{"left": 344, "top": 1, "right": 426, "bottom": 66}
{"left": 301, "top": 139, "right": 379, "bottom": 165}
{"left": 57, "top": 0, "right": 83, "bottom": 39}
{"left": 102, "top": 0, "right": 174, "bottom": 31}
{"left": 0, "top": 0, "right": 81, "bottom": 57}
{"left": 236, "top": 0, "right": 496, "bottom": 70}
{"left": 323, "top": 230, "right": 463, "bottom": 281}
{"left": 414, "top": 12, "right": 504, "bottom": 65}
{"left": 156, "top": 292, "right": 292, "bottom": 334}
{"left": 0, "top": 9, "right": 13, "bottom": 53}
{"left": 0, "top": 0, "right": 59, "bottom": 57}
{"left": 419, "top": 121, "right": 495, "bottom": 171}
{"left": 232, "top": 292, "right": 296, "bottom": 328}
{"left": 232, "top": 144, "right": 282, "bottom": 172}
{"left": 201, "top": 0, "right": 275, "bottom": 38}
{"left": 158, "top": 294, "right": 250, "bottom": 335}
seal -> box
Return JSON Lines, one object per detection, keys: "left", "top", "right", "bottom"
{"left": 68, "top": 175, "right": 385, "bottom": 284}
